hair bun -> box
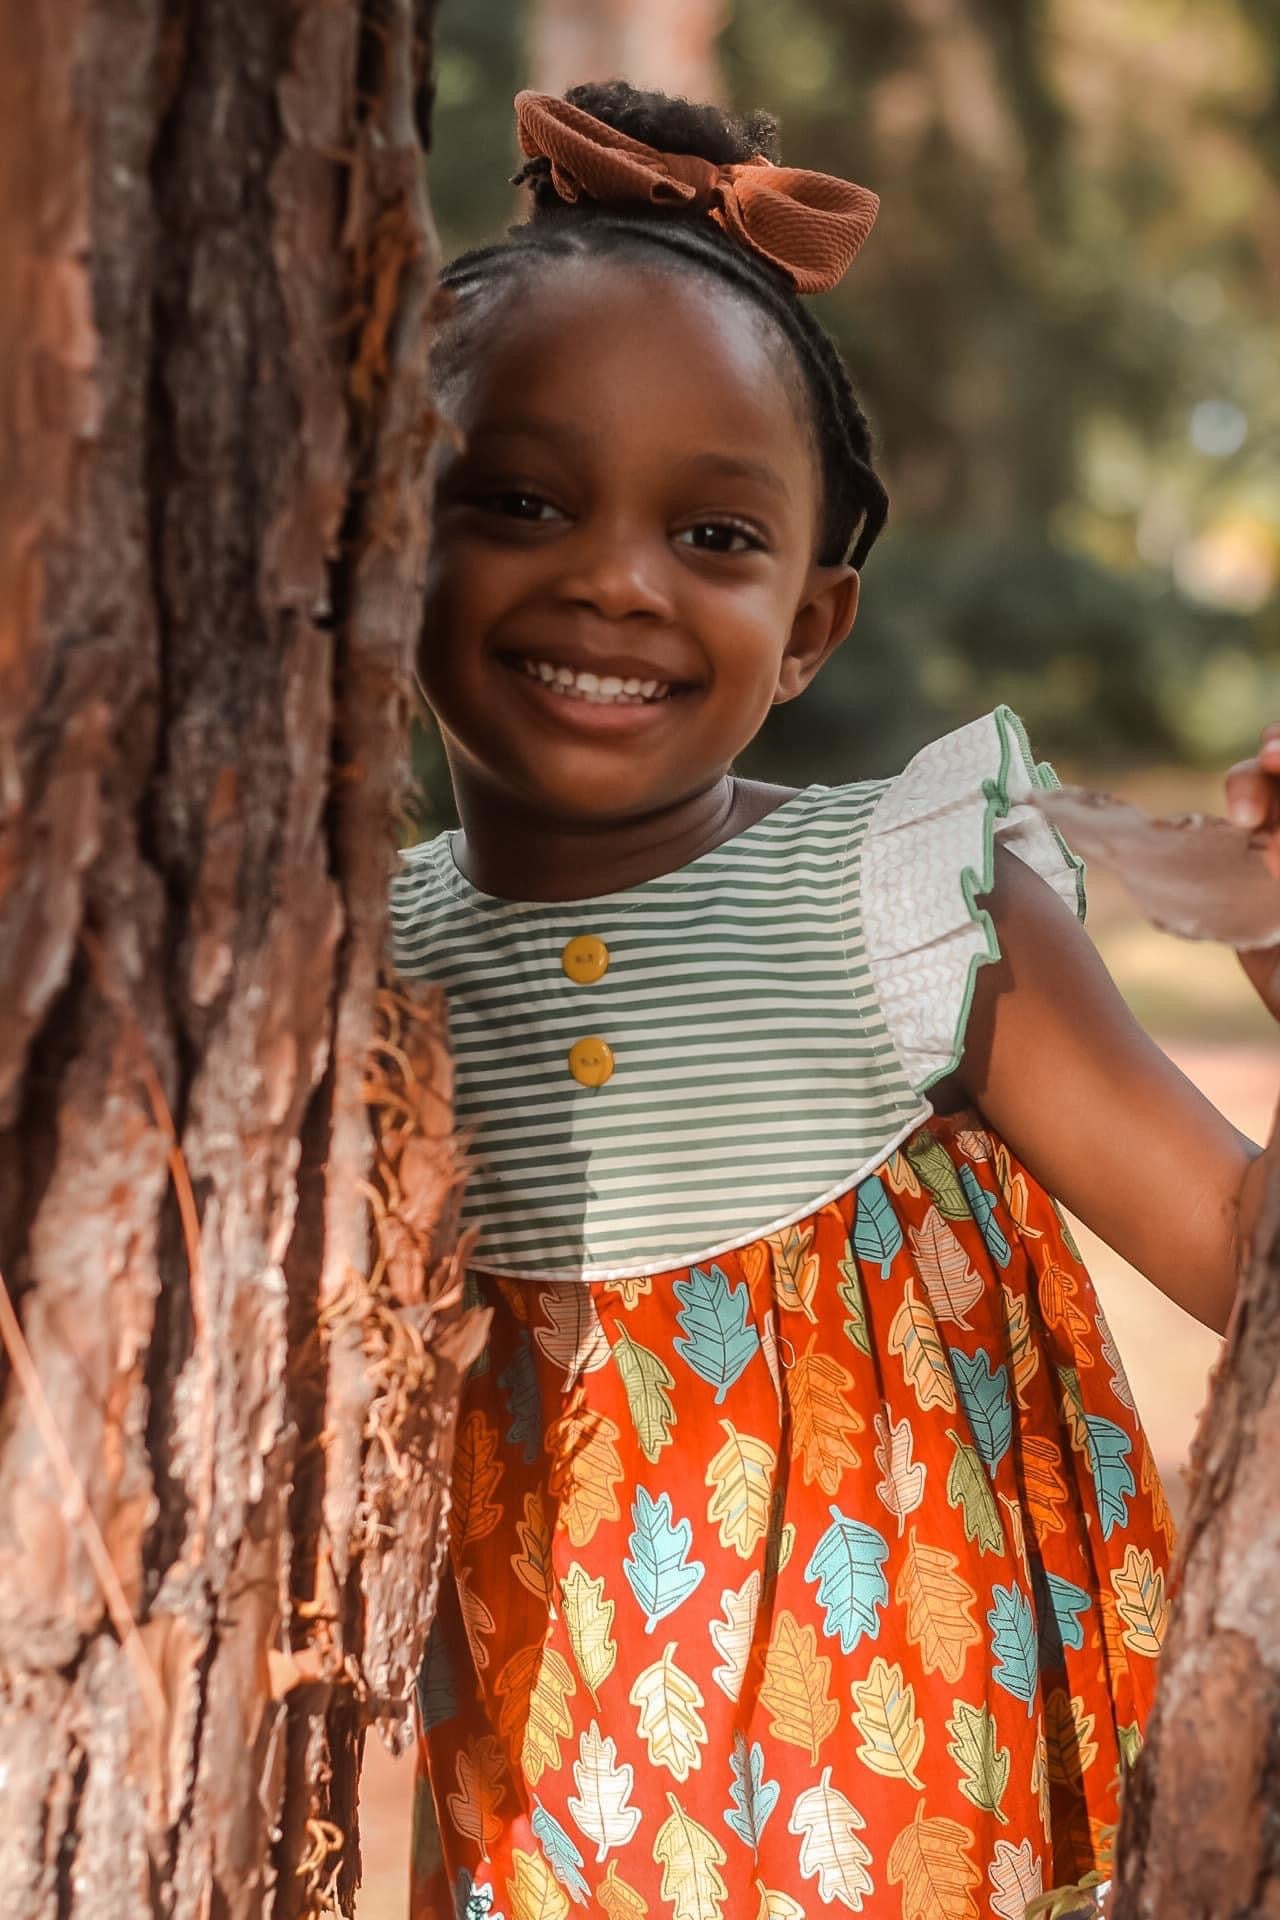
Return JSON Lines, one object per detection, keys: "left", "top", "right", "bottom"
{"left": 516, "top": 80, "right": 782, "bottom": 216}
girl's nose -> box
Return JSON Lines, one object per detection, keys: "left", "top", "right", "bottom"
{"left": 555, "top": 528, "right": 674, "bottom": 622}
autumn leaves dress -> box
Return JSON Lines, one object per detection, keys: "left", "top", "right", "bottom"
{"left": 390, "top": 709, "right": 1173, "bottom": 1920}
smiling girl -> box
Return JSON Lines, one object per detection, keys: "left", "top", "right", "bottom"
{"left": 391, "top": 81, "right": 1277, "bottom": 1920}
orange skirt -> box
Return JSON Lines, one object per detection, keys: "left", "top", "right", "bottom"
{"left": 411, "top": 1113, "right": 1173, "bottom": 1919}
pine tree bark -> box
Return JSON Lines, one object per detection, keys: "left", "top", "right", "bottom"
{"left": 0, "top": 4, "right": 480, "bottom": 1915}
{"left": 1110, "top": 1128, "right": 1280, "bottom": 1919}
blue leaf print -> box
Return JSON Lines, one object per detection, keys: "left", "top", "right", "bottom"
{"left": 852, "top": 1175, "right": 904, "bottom": 1278}
{"left": 1044, "top": 1572, "right": 1092, "bottom": 1653}
{"left": 725, "top": 1732, "right": 780, "bottom": 1848}
{"left": 803, "top": 1505, "right": 890, "bottom": 1653}
{"left": 1084, "top": 1413, "right": 1135, "bottom": 1539}
{"left": 673, "top": 1265, "right": 759, "bottom": 1403}
{"left": 498, "top": 1330, "right": 541, "bottom": 1464}
{"left": 950, "top": 1347, "right": 1012, "bottom": 1476}
{"left": 532, "top": 1801, "right": 590, "bottom": 1904}
{"left": 958, "top": 1163, "right": 1012, "bottom": 1268}
{"left": 417, "top": 1616, "right": 457, "bottom": 1731}
{"left": 624, "top": 1486, "right": 705, "bottom": 1631}
{"left": 988, "top": 1582, "right": 1038, "bottom": 1714}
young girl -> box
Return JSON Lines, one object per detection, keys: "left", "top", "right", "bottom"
{"left": 391, "top": 81, "right": 1279, "bottom": 1920}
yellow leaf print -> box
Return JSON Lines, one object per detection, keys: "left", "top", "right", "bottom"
{"left": 451, "top": 1409, "right": 504, "bottom": 1549}
{"left": 456, "top": 1572, "right": 495, "bottom": 1672}
{"left": 653, "top": 1792, "right": 728, "bottom": 1920}
{"left": 1110, "top": 1543, "right": 1167, "bottom": 1656}
{"left": 568, "top": 1720, "right": 642, "bottom": 1863}
{"left": 614, "top": 1325, "right": 677, "bottom": 1464}
{"left": 873, "top": 1407, "right": 927, "bottom": 1535}
{"left": 895, "top": 1527, "right": 981, "bottom": 1683}
{"left": 629, "top": 1642, "right": 708, "bottom": 1783}
{"left": 888, "top": 1278, "right": 958, "bottom": 1415}
{"left": 495, "top": 1644, "right": 576, "bottom": 1786}
{"left": 887, "top": 1803, "right": 981, "bottom": 1920}
{"left": 998, "top": 1283, "right": 1040, "bottom": 1410}
{"left": 604, "top": 1273, "right": 653, "bottom": 1310}
{"left": 561, "top": 1561, "right": 617, "bottom": 1702}
{"left": 1039, "top": 1264, "right": 1095, "bottom": 1348}
{"left": 508, "top": 1845, "right": 571, "bottom": 1920}
{"left": 534, "top": 1284, "right": 611, "bottom": 1382}
{"left": 1097, "top": 1590, "right": 1129, "bottom": 1675}
{"left": 1141, "top": 1440, "right": 1176, "bottom": 1553}
{"left": 790, "top": 1335, "right": 864, "bottom": 1493}
{"left": 885, "top": 1150, "right": 923, "bottom": 1196}
{"left": 760, "top": 1308, "right": 784, "bottom": 1412}
{"left": 1044, "top": 1687, "right": 1098, "bottom": 1787}
{"left": 710, "top": 1571, "right": 761, "bottom": 1702}
{"left": 766, "top": 1221, "right": 821, "bottom": 1320}
{"left": 759, "top": 1609, "right": 839, "bottom": 1763}
{"left": 706, "top": 1420, "right": 776, "bottom": 1557}
{"left": 788, "top": 1765, "right": 874, "bottom": 1910}
{"left": 1030, "top": 1727, "right": 1051, "bottom": 1842}
{"left": 1022, "top": 1434, "right": 1068, "bottom": 1541}
{"left": 993, "top": 1142, "right": 1042, "bottom": 1240}
{"left": 547, "top": 1403, "right": 625, "bottom": 1548}
{"left": 445, "top": 1733, "right": 507, "bottom": 1849}
{"left": 512, "top": 1490, "right": 556, "bottom": 1605}
{"left": 997, "top": 1493, "right": 1030, "bottom": 1585}
{"left": 954, "top": 1128, "right": 991, "bottom": 1163}
{"left": 909, "top": 1207, "right": 983, "bottom": 1330}
{"left": 756, "top": 1892, "right": 805, "bottom": 1920}
{"left": 851, "top": 1656, "right": 926, "bottom": 1790}
{"left": 599, "top": 1859, "right": 649, "bottom": 1919}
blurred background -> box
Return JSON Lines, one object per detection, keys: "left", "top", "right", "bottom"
{"left": 365, "top": 1, "right": 1280, "bottom": 1909}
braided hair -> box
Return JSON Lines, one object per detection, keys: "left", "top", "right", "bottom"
{"left": 437, "top": 81, "right": 889, "bottom": 569}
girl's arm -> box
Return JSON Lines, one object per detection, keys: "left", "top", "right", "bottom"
{"left": 958, "top": 847, "right": 1259, "bottom": 1337}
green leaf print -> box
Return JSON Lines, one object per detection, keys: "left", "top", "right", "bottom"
{"left": 946, "top": 1700, "right": 1010, "bottom": 1824}
{"left": 613, "top": 1325, "right": 677, "bottom": 1464}
{"left": 1052, "top": 1197, "right": 1086, "bottom": 1264}
{"left": 945, "top": 1429, "right": 1003, "bottom": 1553}
{"left": 905, "top": 1134, "right": 971, "bottom": 1221}
{"left": 836, "top": 1247, "right": 872, "bottom": 1357}
{"left": 1117, "top": 1722, "right": 1143, "bottom": 1772}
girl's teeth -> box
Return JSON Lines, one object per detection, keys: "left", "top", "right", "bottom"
{"left": 516, "top": 657, "right": 672, "bottom": 704}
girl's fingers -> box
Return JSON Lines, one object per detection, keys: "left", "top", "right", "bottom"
{"left": 1226, "top": 727, "right": 1280, "bottom": 879}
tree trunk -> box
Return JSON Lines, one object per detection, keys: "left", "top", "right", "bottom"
{"left": 0, "top": 4, "right": 481, "bottom": 1915}
{"left": 1109, "top": 1126, "right": 1280, "bottom": 1918}
{"left": 529, "top": 0, "right": 728, "bottom": 103}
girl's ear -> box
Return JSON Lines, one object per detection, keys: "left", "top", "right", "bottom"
{"left": 775, "top": 564, "right": 861, "bottom": 703}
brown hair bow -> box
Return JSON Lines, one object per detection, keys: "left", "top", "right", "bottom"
{"left": 515, "top": 91, "right": 879, "bottom": 296}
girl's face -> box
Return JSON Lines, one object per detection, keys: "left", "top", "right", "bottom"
{"left": 421, "top": 256, "right": 860, "bottom": 829}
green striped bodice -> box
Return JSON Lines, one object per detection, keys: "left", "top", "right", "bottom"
{"left": 388, "top": 707, "right": 1084, "bottom": 1281}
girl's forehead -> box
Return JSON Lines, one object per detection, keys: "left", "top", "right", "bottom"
{"left": 447, "top": 254, "right": 814, "bottom": 456}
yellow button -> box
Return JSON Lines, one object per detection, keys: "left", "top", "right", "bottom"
{"left": 568, "top": 1036, "right": 615, "bottom": 1087}
{"left": 562, "top": 935, "right": 610, "bottom": 985}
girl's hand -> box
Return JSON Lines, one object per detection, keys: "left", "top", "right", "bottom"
{"left": 1226, "top": 723, "right": 1280, "bottom": 1021}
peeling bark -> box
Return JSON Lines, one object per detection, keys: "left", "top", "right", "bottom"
{"left": 0, "top": 3, "right": 474, "bottom": 1915}
{"left": 1109, "top": 1122, "right": 1280, "bottom": 1920}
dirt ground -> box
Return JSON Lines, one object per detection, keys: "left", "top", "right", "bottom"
{"left": 354, "top": 843, "right": 1280, "bottom": 1920}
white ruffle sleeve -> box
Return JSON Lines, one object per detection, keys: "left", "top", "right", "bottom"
{"left": 859, "top": 705, "right": 1086, "bottom": 1096}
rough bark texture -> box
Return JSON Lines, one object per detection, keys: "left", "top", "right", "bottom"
{"left": 1111, "top": 1129, "right": 1280, "bottom": 1919}
{"left": 0, "top": 3, "right": 480, "bottom": 1914}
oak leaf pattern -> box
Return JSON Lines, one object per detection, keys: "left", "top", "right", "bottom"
{"left": 888, "top": 1278, "right": 957, "bottom": 1414}
{"left": 895, "top": 1528, "right": 981, "bottom": 1682}
{"left": 790, "top": 1337, "right": 864, "bottom": 1493}
{"left": 886, "top": 1804, "right": 981, "bottom": 1920}
{"left": 788, "top": 1766, "right": 874, "bottom": 1911}
{"left": 567, "top": 1720, "right": 642, "bottom": 1862}
{"left": 706, "top": 1419, "right": 776, "bottom": 1557}
{"left": 758, "top": 1609, "right": 839, "bottom": 1763}
{"left": 652, "top": 1793, "right": 727, "bottom": 1920}
{"left": 873, "top": 1406, "right": 926, "bottom": 1533}
{"left": 561, "top": 1561, "right": 617, "bottom": 1703}
{"left": 629, "top": 1643, "right": 707, "bottom": 1782}
{"left": 851, "top": 1656, "right": 925, "bottom": 1790}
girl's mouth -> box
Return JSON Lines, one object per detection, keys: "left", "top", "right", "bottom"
{"left": 508, "top": 654, "right": 676, "bottom": 706}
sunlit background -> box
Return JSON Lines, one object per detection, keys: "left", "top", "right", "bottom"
{"left": 365, "top": 3, "right": 1280, "bottom": 1908}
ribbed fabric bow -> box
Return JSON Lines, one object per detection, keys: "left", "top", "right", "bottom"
{"left": 514, "top": 90, "right": 879, "bottom": 296}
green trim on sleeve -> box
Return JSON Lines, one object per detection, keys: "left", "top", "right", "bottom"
{"left": 916, "top": 704, "right": 1088, "bottom": 1095}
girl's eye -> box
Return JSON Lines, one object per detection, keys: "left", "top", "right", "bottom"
{"left": 677, "top": 521, "right": 765, "bottom": 555}
{"left": 479, "top": 490, "right": 562, "bottom": 523}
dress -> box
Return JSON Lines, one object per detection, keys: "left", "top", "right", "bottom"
{"left": 389, "top": 709, "right": 1173, "bottom": 1920}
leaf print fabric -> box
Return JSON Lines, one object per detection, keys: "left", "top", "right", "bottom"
{"left": 412, "top": 1113, "right": 1173, "bottom": 1920}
